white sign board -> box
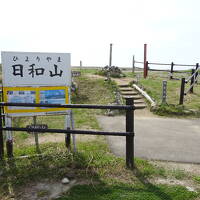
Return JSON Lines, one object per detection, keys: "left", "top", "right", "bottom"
{"left": 1, "top": 51, "right": 71, "bottom": 87}
{"left": 1, "top": 51, "right": 71, "bottom": 116}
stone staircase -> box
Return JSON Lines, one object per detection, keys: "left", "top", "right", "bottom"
{"left": 118, "top": 84, "right": 146, "bottom": 108}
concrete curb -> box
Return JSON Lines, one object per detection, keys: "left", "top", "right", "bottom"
{"left": 132, "top": 84, "right": 156, "bottom": 107}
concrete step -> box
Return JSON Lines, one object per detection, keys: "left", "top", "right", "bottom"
{"left": 120, "top": 91, "right": 138, "bottom": 95}
{"left": 118, "top": 84, "right": 129, "bottom": 87}
{"left": 133, "top": 101, "right": 145, "bottom": 104}
{"left": 119, "top": 87, "right": 133, "bottom": 91}
{"left": 122, "top": 95, "right": 143, "bottom": 100}
{"left": 134, "top": 105, "right": 146, "bottom": 109}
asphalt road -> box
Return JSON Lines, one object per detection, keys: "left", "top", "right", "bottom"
{"left": 97, "top": 115, "right": 200, "bottom": 163}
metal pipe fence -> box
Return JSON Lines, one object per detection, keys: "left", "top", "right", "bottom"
{"left": 0, "top": 99, "right": 145, "bottom": 169}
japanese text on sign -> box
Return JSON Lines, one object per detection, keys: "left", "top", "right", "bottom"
{"left": 1, "top": 52, "right": 71, "bottom": 87}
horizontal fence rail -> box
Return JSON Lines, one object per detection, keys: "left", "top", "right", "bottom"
{"left": 2, "top": 127, "right": 134, "bottom": 137}
{"left": 132, "top": 59, "right": 199, "bottom": 104}
{"left": 135, "top": 61, "right": 196, "bottom": 67}
{"left": 0, "top": 99, "right": 142, "bottom": 169}
{"left": 0, "top": 102, "right": 145, "bottom": 110}
{"left": 133, "top": 60, "right": 198, "bottom": 80}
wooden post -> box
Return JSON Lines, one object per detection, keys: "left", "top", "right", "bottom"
{"left": 125, "top": 97, "right": 134, "bottom": 169}
{"left": 0, "top": 106, "right": 4, "bottom": 160}
{"left": 144, "top": 44, "right": 147, "bottom": 78}
{"left": 146, "top": 61, "right": 149, "bottom": 77}
{"left": 179, "top": 78, "right": 185, "bottom": 105}
{"left": 132, "top": 55, "right": 135, "bottom": 73}
{"left": 190, "top": 69, "right": 195, "bottom": 93}
{"left": 109, "top": 43, "right": 113, "bottom": 67}
{"left": 195, "top": 63, "right": 199, "bottom": 83}
{"left": 170, "top": 62, "right": 174, "bottom": 79}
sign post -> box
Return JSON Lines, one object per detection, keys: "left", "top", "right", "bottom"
{"left": 1, "top": 51, "right": 71, "bottom": 156}
{"left": 0, "top": 106, "right": 4, "bottom": 160}
{"left": 33, "top": 116, "right": 40, "bottom": 153}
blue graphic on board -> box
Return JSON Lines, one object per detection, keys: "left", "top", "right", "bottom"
{"left": 40, "top": 89, "right": 66, "bottom": 105}
{"left": 7, "top": 90, "right": 36, "bottom": 110}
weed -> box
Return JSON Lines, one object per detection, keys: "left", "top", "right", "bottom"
{"left": 37, "top": 189, "right": 49, "bottom": 197}
{"left": 193, "top": 176, "right": 200, "bottom": 184}
{"left": 170, "top": 169, "right": 186, "bottom": 180}
{"left": 135, "top": 158, "right": 167, "bottom": 178}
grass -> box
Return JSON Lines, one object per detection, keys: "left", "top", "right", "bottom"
{"left": 58, "top": 183, "right": 198, "bottom": 200}
{"left": 133, "top": 71, "right": 200, "bottom": 117}
{"left": 71, "top": 76, "right": 117, "bottom": 128}
{"left": 1, "top": 138, "right": 199, "bottom": 200}
{"left": 73, "top": 67, "right": 99, "bottom": 75}
{"left": 1, "top": 138, "right": 113, "bottom": 193}
{"left": 72, "top": 76, "right": 116, "bottom": 105}
{"left": 194, "top": 176, "right": 200, "bottom": 184}
{"left": 12, "top": 75, "right": 117, "bottom": 147}
{"left": 123, "top": 71, "right": 135, "bottom": 78}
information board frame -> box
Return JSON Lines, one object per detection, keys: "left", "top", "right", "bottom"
{"left": 1, "top": 51, "right": 71, "bottom": 116}
{"left": 3, "top": 86, "right": 69, "bottom": 114}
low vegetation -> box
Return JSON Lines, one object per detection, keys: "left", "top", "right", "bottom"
{"left": 96, "top": 66, "right": 126, "bottom": 78}
{"left": 13, "top": 75, "right": 117, "bottom": 148}
{"left": 131, "top": 71, "right": 200, "bottom": 117}
{"left": 0, "top": 69, "right": 200, "bottom": 199}
{"left": 1, "top": 138, "right": 200, "bottom": 200}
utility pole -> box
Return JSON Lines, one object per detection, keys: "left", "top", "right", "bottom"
{"left": 109, "top": 43, "right": 113, "bottom": 66}
{"left": 132, "top": 55, "right": 135, "bottom": 73}
{"left": 80, "top": 60, "right": 82, "bottom": 71}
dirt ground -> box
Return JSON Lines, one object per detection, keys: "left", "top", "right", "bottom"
{"left": 86, "top": 74, "right": 134, "bottom": 85}
{"left": 25, "top": 133, "right": 98, "bottom": 146}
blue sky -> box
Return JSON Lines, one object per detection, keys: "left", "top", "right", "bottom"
{"left": 1, "top": 0, "right": 200, "bottom": 70}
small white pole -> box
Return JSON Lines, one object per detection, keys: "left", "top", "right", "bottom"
{"left": 33, "top": 116, "right": 40, "bottom": 153}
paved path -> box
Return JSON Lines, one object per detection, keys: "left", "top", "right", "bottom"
{"left": 97, "top": 115, "right": 200, "bottom": 163}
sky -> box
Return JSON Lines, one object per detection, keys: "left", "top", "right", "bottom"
{"left": 1, "top": 0, "right": 200, "bottom": 70}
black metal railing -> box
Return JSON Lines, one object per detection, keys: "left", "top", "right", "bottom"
{"left": 0, "top": 98, "right": 145, "bottom": 169}
{"left": 179, "top": 64, "right": 199, "bottom": 104}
